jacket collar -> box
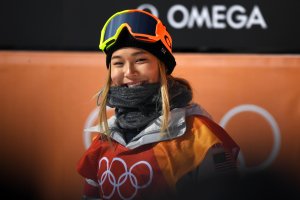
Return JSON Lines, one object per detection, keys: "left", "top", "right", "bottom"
{"left": 84, "top": 103, "right": 212, "bottom": 149}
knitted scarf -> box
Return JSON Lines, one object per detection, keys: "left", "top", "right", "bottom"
{"left": 107, "top": 78, "right": 192, "bottom": 142}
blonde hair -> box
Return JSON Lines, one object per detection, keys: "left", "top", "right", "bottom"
{"left": 97, "top": 61, "right": 192, "bottom": 138}
{"left": 98, "top": 66, "right": 112, "bottom": 138}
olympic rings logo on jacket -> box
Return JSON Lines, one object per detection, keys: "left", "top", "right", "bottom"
{"left": 98, "top": 157, "right": 154, "bottom": 200}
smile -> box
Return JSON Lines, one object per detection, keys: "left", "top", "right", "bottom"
{"left": 125, "top": 81, "right": 145, "bottom": 88}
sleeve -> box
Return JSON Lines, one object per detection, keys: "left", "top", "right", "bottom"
{"left": 193, "top": 143, "right": 240, "bottom": 179}
{"left": 176, "top": 144, "right": 241, "bottom": 200}
{"left": 175, "top": 115, "right": 241, "bottom": 199}
{"left": 76, "top": 136, "right": 102, "bottom": 198}
{"left": 81, "top": 179, "right": 100, "bottom": 199}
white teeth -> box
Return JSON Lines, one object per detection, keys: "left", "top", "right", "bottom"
{"left": 127, "top": 82, "right": 143, "bottom": 87}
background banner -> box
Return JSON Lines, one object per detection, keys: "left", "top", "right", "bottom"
{"left": 1, "top": 0, "right": 300, "bottom": 53}
{"left": 1, "top": 51, "right": 300, "bottom": 199}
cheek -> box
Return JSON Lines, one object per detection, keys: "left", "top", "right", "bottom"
{"left": 144, "top": 66, "right": 160, "bottom": 83}
{"left": 148, "top": 72, "right": 159, "bottom": 83}
{"left": 110, "top": 70, "right": 123, "bottom": 85}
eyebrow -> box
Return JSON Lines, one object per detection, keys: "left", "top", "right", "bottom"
{"left": 111, "top": 50, "right": 147, "bottom": 60}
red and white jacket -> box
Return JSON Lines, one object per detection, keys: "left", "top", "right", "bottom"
{"left": 77, "top": 103, "right": 240, "bottom": 200}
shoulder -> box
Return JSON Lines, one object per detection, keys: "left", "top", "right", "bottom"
{"left": 185, "top": 113, "right": 240, "bottom": 161}
{"left": 76, "top": 135, "right": 110, "bottom": 179}
{"left": 186, "top": 114, "right": 225, "bottom": 137}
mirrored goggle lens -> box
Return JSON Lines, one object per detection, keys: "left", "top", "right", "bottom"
{"left": 103, "top": 12, "right": 158, "bottom": 41}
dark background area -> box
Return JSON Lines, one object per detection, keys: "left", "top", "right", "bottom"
{"left": 1, "top": 0, "right": 300, "bottom": 53}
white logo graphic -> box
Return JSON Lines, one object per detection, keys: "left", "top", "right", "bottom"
{"left": 137, "top": 4, "right": 267, "bottom": 29}
{"left": 137, "top": 4, "right": 159, "bottom": 17}
{"left": 83, "top": 107, "right": 100, "bottom": 149}
{"left": 98, "top": 157, "right": 153, "bottom": 200}
{"left": 83, "top": 106, "right": 113, "bottom": 149}
{"left": 219, "top": 104, "right": 281, "bottom": 173}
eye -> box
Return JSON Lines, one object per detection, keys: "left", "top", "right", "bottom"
{"left": 136, "top": 58, "right": 147, "bottom": 63}
{"left": 112, "top": 61, "right": 124, "bottom": 67}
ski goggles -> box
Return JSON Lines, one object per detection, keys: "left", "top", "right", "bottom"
{"left": 99, "top": 9, "right": 173, "bottom": 53}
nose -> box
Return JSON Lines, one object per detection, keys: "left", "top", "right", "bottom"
{"left": 124, "top": 62, "right": 138, "bottom": 78}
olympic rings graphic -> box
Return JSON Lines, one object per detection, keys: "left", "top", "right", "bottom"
{"left": 83, "top": 106, "right": 112, "bottom": 149}
{"left": 98, "top": 157, "right": 153, "bottom": 200}
{"left": 219, "top": 104, "right": 281, "bottom": 173}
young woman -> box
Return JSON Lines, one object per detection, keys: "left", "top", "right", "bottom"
{"left": 77, "top": 9, "right": 240, "bottom": 200}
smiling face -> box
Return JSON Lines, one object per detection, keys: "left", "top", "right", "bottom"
{"left": 110, "top": 47, "right": 160, "bottom": 87}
